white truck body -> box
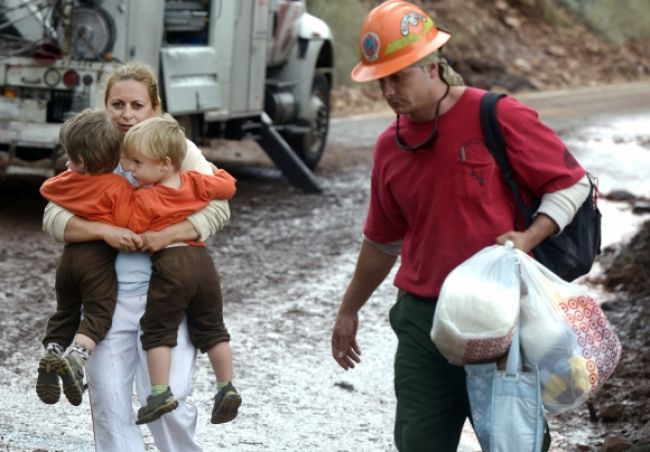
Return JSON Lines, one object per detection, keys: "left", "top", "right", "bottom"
{"left": 0, "top": 0, "right": 334, "bottom": 190}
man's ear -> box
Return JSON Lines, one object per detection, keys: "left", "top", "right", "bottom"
{"left": 426, "top": 63, "right": 439, "bottom": 80}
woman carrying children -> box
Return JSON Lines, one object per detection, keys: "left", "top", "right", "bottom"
{"left": 41, "top": 63, "right": 234, "bottom": 452}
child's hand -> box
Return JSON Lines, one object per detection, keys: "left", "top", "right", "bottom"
{"left": 139, "top": 221, "right": 200, "bottom": 253}
{"left": 139, "top": 229, "right": 174, "bottom": 253}
{"left": 101, "top": 224, "right": 143, "bottom": 252}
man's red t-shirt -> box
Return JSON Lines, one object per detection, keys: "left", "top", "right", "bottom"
{"left": 364, "top": 87, "right": 585, "bottom": 298}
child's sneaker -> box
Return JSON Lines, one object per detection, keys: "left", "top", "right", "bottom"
{"left": 57, "top": 354, "right": 85, "bottom": 406}
{"left": 36, "top": 349, "right": 62, "bottom": 404}
{"left": 136, "top": 389, "right": 179, "bottom": 425}
{"left": 211, "top": 383, "right": 242, "bottom": 424}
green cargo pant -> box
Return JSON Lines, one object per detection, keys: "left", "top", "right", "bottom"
{"left": 389, "top": 292, "right": 551, "bottom": 452}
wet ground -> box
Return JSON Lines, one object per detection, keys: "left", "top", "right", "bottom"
{"left": 1, "top": 82, "right": 649, "bottom": 451}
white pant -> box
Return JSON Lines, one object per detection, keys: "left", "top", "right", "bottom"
{"left": 85, "top": 294, "right": 203, "bottom": 452}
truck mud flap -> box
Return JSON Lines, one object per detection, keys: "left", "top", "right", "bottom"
{"left": 256, "top": 114, "right": 322, "bottom": 193}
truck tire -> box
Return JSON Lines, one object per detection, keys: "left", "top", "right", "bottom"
{"left": 289, "top": 72, "right": 330, "bottom": 170}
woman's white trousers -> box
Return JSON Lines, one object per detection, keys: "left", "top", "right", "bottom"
{"left": 85, "top": 294, "right": 203, "bottom": 452}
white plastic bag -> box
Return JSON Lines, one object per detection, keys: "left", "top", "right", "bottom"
{"left": 517, "top": 250, "right": 622, "bottom": 414}
{"left": 431, "top": 243, "right": 520, "bottom": 366}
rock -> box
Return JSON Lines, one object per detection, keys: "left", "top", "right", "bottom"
{"left": 546, "top": 45, "right": 567, "bottom": 56}
{"left": 461, "top": 57, "right": 507, "bottom": 74}
{"left": 586, "top": 41, "right": 604, "bottom": 54}
{"left": 560, "top": 71, "right": 572, "bottom": 83}
{"left": 600, "top": 402, "right": 626, "bottom": 421}
{"left": 603, "top": 435, "right": 633, "bottom": 452}
{"left": 632, "top": 420, "right": 650, "bottom": 444}
{"left": 604, "top": 189, "right": 637, "bottom": 202}
{"left": 632, "top": 201, "right": 650, "bottom": 214}
{"left": 503, "top": 15, "right": 522, "bottom": 29}
{"left": 514, "top": 57, "right": 533, "bottom": 72}
{"left": 495, "top": 0, "right": 509, "bottom": 11}
{"left": 640, "top": 420, "right": 650, "bottom": 436}
{"left": 334, "top": 381, "right": 355, "bottom": 392}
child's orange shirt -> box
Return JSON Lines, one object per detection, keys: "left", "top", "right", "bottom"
{"left": 40, "top": 169, "right": 236, "bottom": 243}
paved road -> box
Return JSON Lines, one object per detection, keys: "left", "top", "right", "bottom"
{"left": 518, "top": 80, "right": 650, "bottom": 123}
{"left": 330, "top": 79, "right": 650, "bottom": 141}
{"left": 1, "top": 80, "right": 648, "bottom": 452}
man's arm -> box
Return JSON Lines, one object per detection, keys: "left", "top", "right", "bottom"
{"left": 536, "top": 174, "right": 590, "bottom": 234}
{"left": 496, "top": 213, "right": 558, "bottom": 253}
{"left": 332, "top": 238, "right": 398, "bottom": 370}
{"left": 496, "top": 175, "right": 590, "bottom": 252}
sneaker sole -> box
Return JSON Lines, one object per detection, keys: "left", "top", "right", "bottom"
{"left": 135, "top": 399, "right": 179, "bottom": 425}
{"left": 36, "top": 355, "right": 61, "bottom": 404}
{"left": 57, "top": 360, "right": 83, "bottom": 406}
{"left": 211, "top": 393, "right": 242, "bottom": 424}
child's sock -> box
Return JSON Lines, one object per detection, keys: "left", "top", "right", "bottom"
{"left": 65, "top": 342, "right": 92, "bottom": 363}
{"left": 217, "top": 380, "right": 232, "bottom": 391}
{"left": 45, "top": 342, "right": 65, "bottom": 357}
{"left": 151, "top": 384, "right": 170, "bottom": 396}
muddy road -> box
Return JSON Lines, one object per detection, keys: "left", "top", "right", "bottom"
{"left": 1, "top": 81, "right": 649, "bottom": 451}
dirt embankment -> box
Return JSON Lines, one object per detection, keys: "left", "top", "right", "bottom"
{"left": 331, "top": 0, "right": 650, "bottom": 117}
{"left": 573, "top": 218, "right": 650, "bottom": 452}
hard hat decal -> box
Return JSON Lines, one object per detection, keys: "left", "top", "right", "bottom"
{"left": 385, "top": 15, "right": 434, "bottom": 56}
{"left": 400, "top": 12, "right": 427, "bottom": 36}
{"left": 361, "top": 32, "right": 381, "bottom": 62}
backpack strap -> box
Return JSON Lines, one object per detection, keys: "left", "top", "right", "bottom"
{"left": 479, "top": 92, "right": 533, "bottom": 227}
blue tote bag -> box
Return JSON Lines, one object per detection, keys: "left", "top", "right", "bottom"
{"left": 465, "top": 324, "right": 544, "bottom": 452}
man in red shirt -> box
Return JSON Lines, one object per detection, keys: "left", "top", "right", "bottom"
{"left": 330, "top": 1, "right": 589, "bottom": 451}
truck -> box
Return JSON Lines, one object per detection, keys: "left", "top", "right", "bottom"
{"left": 0, "top": 0, "right": 334, "bottom": 191}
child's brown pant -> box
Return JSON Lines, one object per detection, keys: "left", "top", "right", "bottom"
{"left": 140, "top": 246, "right": 230, "bottom": 353}
{"left": 42, "top": 241, "right": 117, "bottom": 348}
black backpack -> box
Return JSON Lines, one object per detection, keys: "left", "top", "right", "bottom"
{"left": 479, "top": 92, "right": 602, "bottom": 281}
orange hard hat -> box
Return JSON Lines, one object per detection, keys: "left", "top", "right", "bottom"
{"left": 351, "top": 0, "right": 451, "bottom": 82}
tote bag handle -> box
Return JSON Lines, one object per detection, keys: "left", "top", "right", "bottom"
{"left": 505, "top": 323, "right": 521, "bottom": 377}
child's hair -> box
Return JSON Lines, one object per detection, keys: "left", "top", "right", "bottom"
{"left": 59, "top": 109, "right": 122, "bottom": 174}
{"left": 103, "top": 62, "right": 161, "bottom": 112}
{"left": 122, "top": 114, "right": 187, "bottom": 170}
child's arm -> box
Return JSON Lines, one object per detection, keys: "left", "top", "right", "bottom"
{"left": 43, "top": 202, "right": 142, "bottom": 251}
{"left": 128, "top": 169, "right": 235, "bottom": 235}
{"left": 194, "top": 169, "right": 237, "bottom": 201}
{"left": 40, "top": 171, "right": 133, "bottom": 227}
{"left": 139, "top": 140, "right": 230, "bottom": 252}
{"left": 181, "top": 140, "right": 231, "bottom": 237}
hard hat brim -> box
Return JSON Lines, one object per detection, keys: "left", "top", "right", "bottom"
{"left": 351, "top": 30, "right": 451, "bottom": 83}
